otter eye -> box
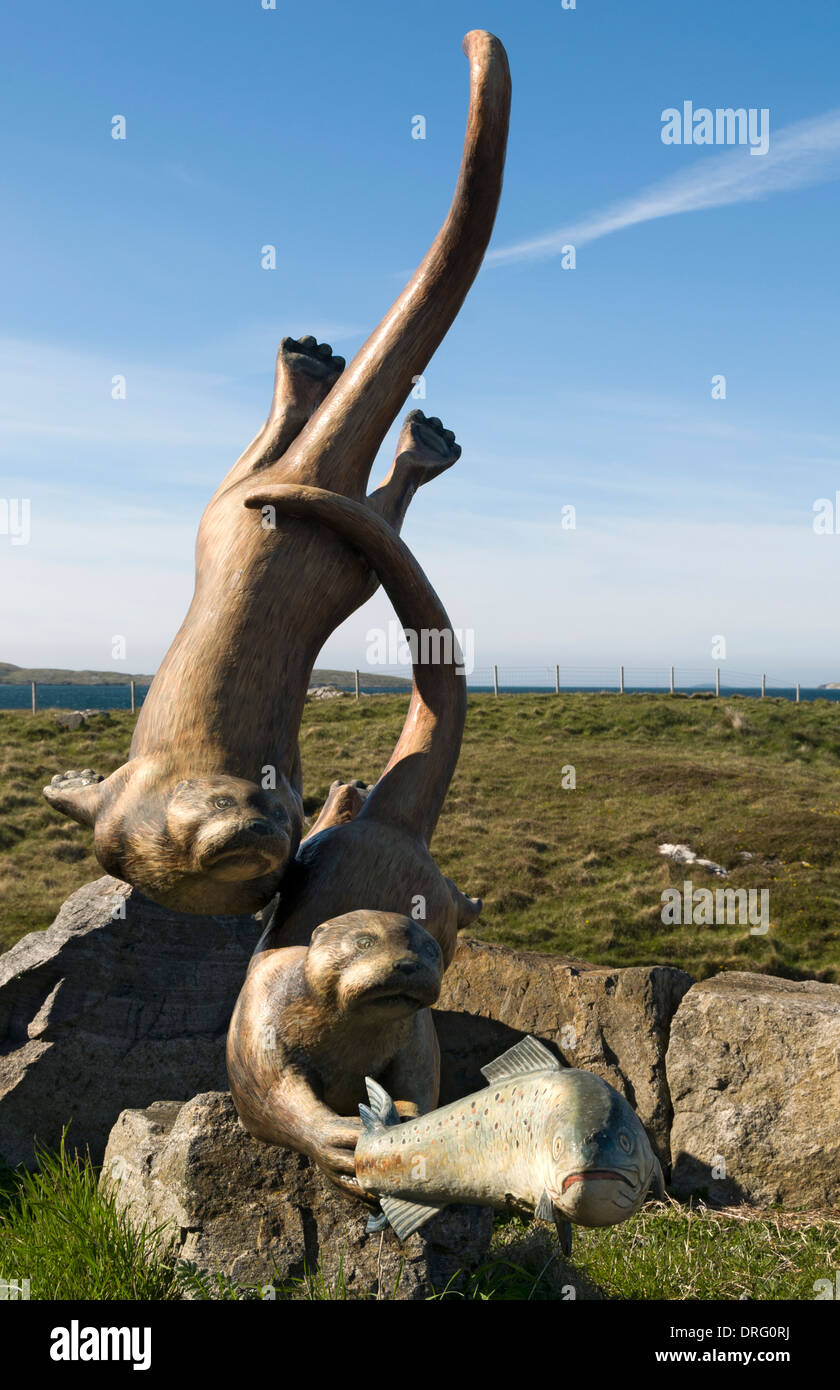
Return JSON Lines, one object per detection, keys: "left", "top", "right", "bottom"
{"left": 356, "top": 936, "right": 374, "bottom": 951}
{"left": 214, "top": 796, "right": 234, "bottom": 809}
{"left": 617, "top": 1130, "right": 632, "bottom": 1153}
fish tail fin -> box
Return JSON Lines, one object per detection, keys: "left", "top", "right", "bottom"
{"left": 360, "top": 1076, "right": 401, "bottom": 1132}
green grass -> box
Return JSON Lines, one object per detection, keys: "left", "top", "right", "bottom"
{"left": 0, "top": 1137, "right": 180, "bottom": 1300}
{"left": 2, "top": 692, "right": 839, "bottom": 980}
{"left": 1, "top": 1145, "right": 836, "bottom": 1301}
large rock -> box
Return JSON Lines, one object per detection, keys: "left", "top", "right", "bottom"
{"left": 435, "top": 938, "right": 693, "bottom": 1167}
{"left": 0, "top": 877, "right": 261, "bottom": 1166}
{"left": 102, "top": 1092, "right": 493, "bottom": 1299}
{"left": 667, "top": 972, "right": 840, "bottom": 1208}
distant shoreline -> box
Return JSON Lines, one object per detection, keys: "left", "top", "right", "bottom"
{"left": 0, "top": 663, "right": 411, "bottom": 690}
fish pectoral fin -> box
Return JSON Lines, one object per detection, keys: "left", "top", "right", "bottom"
{"left": 480, "top": 1035, "right": 561, "bottom": 1086}
{"left": 535, "top": 1190, "right": 555, "bottom": 1222}
{"left": 379, "top": 1195, "right": 445, "bottom": 1242}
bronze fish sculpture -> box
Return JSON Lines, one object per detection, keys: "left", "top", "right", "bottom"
{"left": 355, "top": 1036, "right": 664, "bottom": 1250}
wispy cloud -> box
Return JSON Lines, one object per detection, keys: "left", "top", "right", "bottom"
{"left": 489, "top": 107, "right": 840, "bottom": 265}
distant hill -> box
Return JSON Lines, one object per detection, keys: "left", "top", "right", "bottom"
{"left": 0, "top": 662, "right": 410, "bottom": 690}
{"left": 309, "top": 669, "right": 410, "bottom": 690}
{"left": 0, "top": 663, "right": 155, "bottom": 686}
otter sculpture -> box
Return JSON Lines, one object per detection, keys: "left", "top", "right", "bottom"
{"left": 226, "top": 485, "right": 481, "bottom": 1188}
{"left": 227, "top": 911, "right": 443, "bottom": 1199}
{"left": 43, "top": 29, "right": 511, "bottom": 916}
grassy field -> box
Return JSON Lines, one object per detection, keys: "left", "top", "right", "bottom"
{"left": 1, "top": 691, "right": 839, "bottom": 980}
{"left": 1, "top": 1143, "right": 837, "bottom": 1301}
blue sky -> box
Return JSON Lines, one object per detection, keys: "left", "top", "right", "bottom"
{"left": 2, "top": 0, "right": 839, "bottom": 683}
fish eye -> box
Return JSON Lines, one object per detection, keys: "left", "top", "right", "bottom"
{"left": 552, "top": 1133, "right": 565, "bottom": 1160}
{"left": 617, "top": 1130, "right": 633, "bottom": 1153}
{"left": 356, "top": 936, "right": 374, "bottom": 951}
{"left": 214, "top": 796, "right": 235, "bottom": 809}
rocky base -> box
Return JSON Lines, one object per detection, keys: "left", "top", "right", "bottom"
{"left": 667, "top": 972, "right": 840, "bottom": 1209}
{"left": 102, "top": 1092, "right": 494, "bottom": 1300}
{"left": 0, "top": 877, "right": 261, "bottom": 1166}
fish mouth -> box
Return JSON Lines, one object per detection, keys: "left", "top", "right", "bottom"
{"left": 561, "top": 1169, "right": 634, "bottom": 1192}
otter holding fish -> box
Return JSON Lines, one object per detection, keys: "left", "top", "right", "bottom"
{"left": 42, "top": 30, "right": 511, "bottom": 915}
{"left": 354, "top": 1036, "right": 664, "bottom": 1250}
{"left": 226, "top": 910, "right": 443, "bottom": 1197}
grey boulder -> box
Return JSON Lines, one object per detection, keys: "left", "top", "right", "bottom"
{"left": 102, "top": 1092, "right": 493, "bottom": 1299}
{"left": 667, "top": 972, "right": 840, "bottom": 1207}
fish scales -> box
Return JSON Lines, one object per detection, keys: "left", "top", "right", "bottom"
{"left": 356, "top": 1075, "right": 555, "bottom": 1208}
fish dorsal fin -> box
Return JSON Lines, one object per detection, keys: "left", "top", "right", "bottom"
{"left": 480, "top": 1035, "right": 560, "bottom": 1086}
{"left": 379, "top": 1195, "right": 444, "bottom": 1241}
{"left": 362, "top": 1076, "right": 400, "bottom": 1129}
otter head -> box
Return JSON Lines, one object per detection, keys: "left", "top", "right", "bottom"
{"left": 304, "top": 911, "right": 443, "bottom": 1022}
{"left": 43, "top": 761, "right": 303, "bottom": 915}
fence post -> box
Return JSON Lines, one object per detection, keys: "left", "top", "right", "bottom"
{"left": 715, "top": 667, "right": 720, "bottom": 697}
{"left": 31, "top": 680, "right": 36, "bottom": 714}
{"left": 554, "top": 664, "right": 560, "bottom": 695}
{"left": 619, "top": 665, "right": 625, "bottom": 695}
{"left": 354, "top": 670, "right": 360, "bottom": 701}
{"left": 761, "top": 673, "right": 766, "bottom": 698}
{"left": 669, "top": 665, "right": 675, "bottom": 695}
{"left": 130, "top": 679, "right": 136, "bottom": 714}
{"left": 795, "top": 683, "right": 800, "bottom": 704}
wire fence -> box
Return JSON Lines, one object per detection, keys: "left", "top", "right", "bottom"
{"left": 6, "top": 667, "right": 839, "bottom": 713}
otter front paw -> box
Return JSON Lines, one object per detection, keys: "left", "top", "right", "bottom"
{"left": 46, "top": 768, "right": 104, "bottom": 794}
{"left": 308, "top": 1116, "right": 364, "bottom": 1184}
{"left": 395, "top": 409, "right": 461, "bottom": 485}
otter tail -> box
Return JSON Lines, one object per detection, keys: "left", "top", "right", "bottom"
{"left": 251, "top": 32, "right": 510, "bottom": 500}
{"left": 244, "top": 483, "right": 464, "bottom": 845}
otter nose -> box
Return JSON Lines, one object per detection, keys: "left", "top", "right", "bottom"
{"left": 246, "top": 819, "right": 273, "bottom": 836}
{"left": 394, "top": 957, "right": 420, "bottom": 974}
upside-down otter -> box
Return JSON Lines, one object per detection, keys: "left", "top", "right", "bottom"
{"left": 227, "top": 911, "right": 443, "bottom": 1198}
{"left": 226, "top": 484, "right": 481, "bottom": 1187}
{"left": 42, "top": 30, "right": 511, "bottom": 915}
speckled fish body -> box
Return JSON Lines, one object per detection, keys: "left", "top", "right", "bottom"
{"left": 355, "top": 1036, "right": 662, "bottom": 1241}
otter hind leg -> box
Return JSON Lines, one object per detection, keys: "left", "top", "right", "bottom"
{"left": 304, "top": 778, "right": 370, "bottom": 840}
{"left": 444, "top": 875, "right": 482, "bottom": 929}
{"left": 219, "top": 336, "right": 346, "bottom": 491}
{"left": 368, "top": 411, "right": 461, "bottom": 532}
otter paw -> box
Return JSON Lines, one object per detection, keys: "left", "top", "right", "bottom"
{"left": 278, "top": 334, "right": 345, "bottom": 394}
{"left": 395, "top": 409, "right": 461, "bottom": 483}
{"left": 310, "top": 1117, "right": 364, "bottom": 1182}
{"left": 46, "top": 768, "right": 104, "bottom": 793}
